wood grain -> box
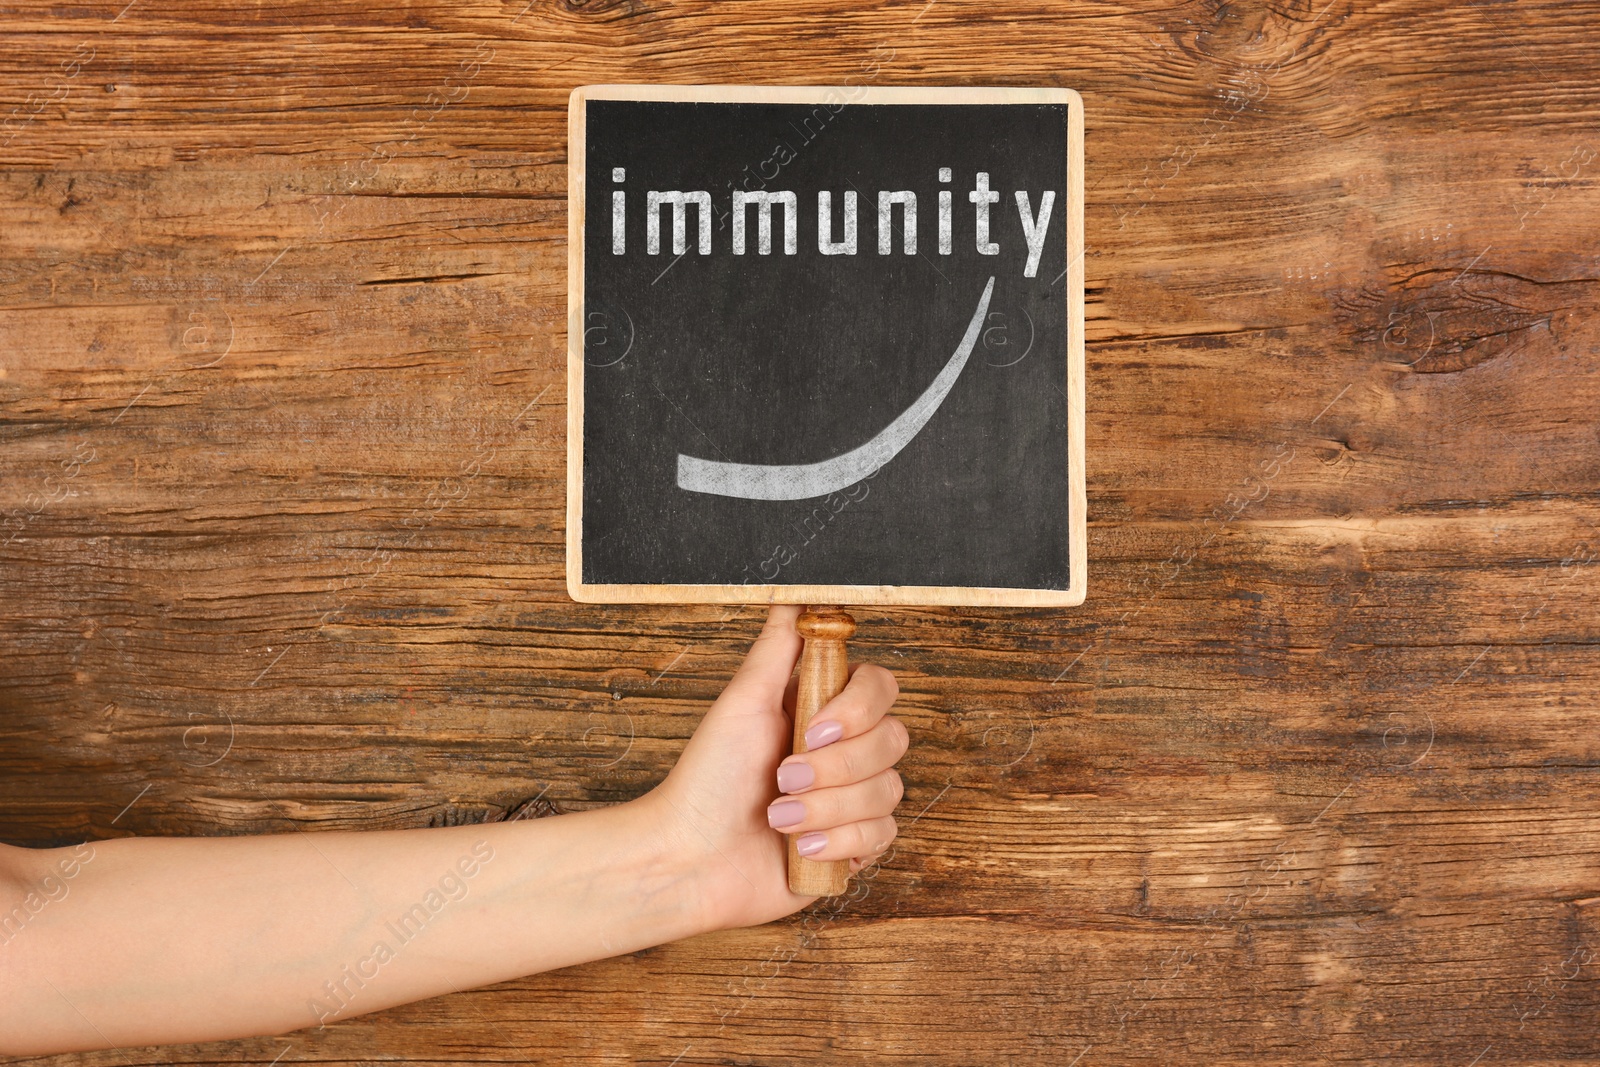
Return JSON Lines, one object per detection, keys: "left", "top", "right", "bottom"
{"left": 3, "top": 0, "right": 1600, "bottom": 1064}
{"left": 787, "top": 607, "right": 854, "bottom": 897}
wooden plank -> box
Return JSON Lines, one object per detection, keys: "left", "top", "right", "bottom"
{"left": 3, "top": 0, "right": 1599, "bottom": 1063}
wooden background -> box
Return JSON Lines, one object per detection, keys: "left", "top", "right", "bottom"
{"left": 3, "top": 0, "right": 1598, "bottom": 1063}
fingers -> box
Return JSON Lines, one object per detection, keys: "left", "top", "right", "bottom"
{"left": 777, "top": 714, "right": 909, "bottom": 795}
{"left": 722, "top": 606, "right": 803, "bottom": 702}
{"left": 766, "top": 767, "right": 903, "bottom": 833}
{"left": 765, "top": 658, "right": 906, "bottom": 867}
{"left": 850, "top": 847, "right": 891, "bottom": 874}
{"left": 790, "top": 815, "right": 898, "bottom": 864}
{"left": 796, "top": 663, "right": 898, "bottom": 750}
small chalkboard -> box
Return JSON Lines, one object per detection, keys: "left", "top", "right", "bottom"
{"left": 567, "top": 85, "right": 1085, "bottom": 607}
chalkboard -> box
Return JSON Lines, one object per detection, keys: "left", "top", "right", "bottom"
{"left": 567, "top": 85, "right": 1085, "bottom": 607}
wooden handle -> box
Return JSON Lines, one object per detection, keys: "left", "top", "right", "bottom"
{"left": 788, "top": 606, "right": 856, "bottom": 896}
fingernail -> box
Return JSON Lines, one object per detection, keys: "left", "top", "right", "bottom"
{"left": 796, "top": 831, "right": 828, "bottom": 857}
{"left": 766, "top": 799, "right": 805, "bottom": 829}
{"left": 776, "top": 761, "right": 815, "bottom": 793}
{"left": 804, "top": 719, "right": 844, "bottom": 749}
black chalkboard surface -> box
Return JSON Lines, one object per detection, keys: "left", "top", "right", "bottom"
{"left": 567, "top": 85, "right": 1085, "bottom": 607}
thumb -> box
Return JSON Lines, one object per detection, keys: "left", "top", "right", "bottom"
{"left": 722, "top": 605, "right": 803, "bottom": 703}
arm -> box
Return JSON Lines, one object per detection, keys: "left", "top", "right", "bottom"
{"left": 0, "top": 605, "right": 908, "bottom": 1054}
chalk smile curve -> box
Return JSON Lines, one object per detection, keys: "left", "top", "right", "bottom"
{"left": 675, "top": 276, "right": 996, "bottom": 501}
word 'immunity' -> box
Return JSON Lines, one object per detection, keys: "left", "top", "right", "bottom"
{"left": 609, "top": 167, "right": 1058, "bottom": 278}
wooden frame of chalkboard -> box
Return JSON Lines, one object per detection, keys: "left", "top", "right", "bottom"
{"left": 567, "top": 84, "right": 1085, "bottom": 607}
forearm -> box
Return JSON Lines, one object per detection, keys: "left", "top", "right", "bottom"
{"left": 0, "top": 795, "right": 704, "bottom": 1054}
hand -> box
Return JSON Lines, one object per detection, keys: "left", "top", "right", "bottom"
{"left": 0, "top": 608, "right": 904, "bottom": 1055}
{"left": 641, "top": 605, "right": 908, "bottom": 932}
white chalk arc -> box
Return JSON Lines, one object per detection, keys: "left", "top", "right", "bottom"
{"left": 675, "top": 276, "right": 996, "bottom": 501}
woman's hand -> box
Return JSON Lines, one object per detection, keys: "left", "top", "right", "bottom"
{"left": 641, "top": 605, "right": 908, "bottom": 932}
{"left": 0, "top": 605, "right": 906, "bottom": 1055}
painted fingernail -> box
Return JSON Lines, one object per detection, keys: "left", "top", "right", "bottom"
{"left": 766, "top": 799, "right": 805, "bottom": 829}
{"left": 776, "top": 761, "right": 815, "bottom": 793}
{"left": 804, "top": 719, "right": 844, "bottom": 749}
{"left": 796, "top": 831, "right": 828, "bottom": 857}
